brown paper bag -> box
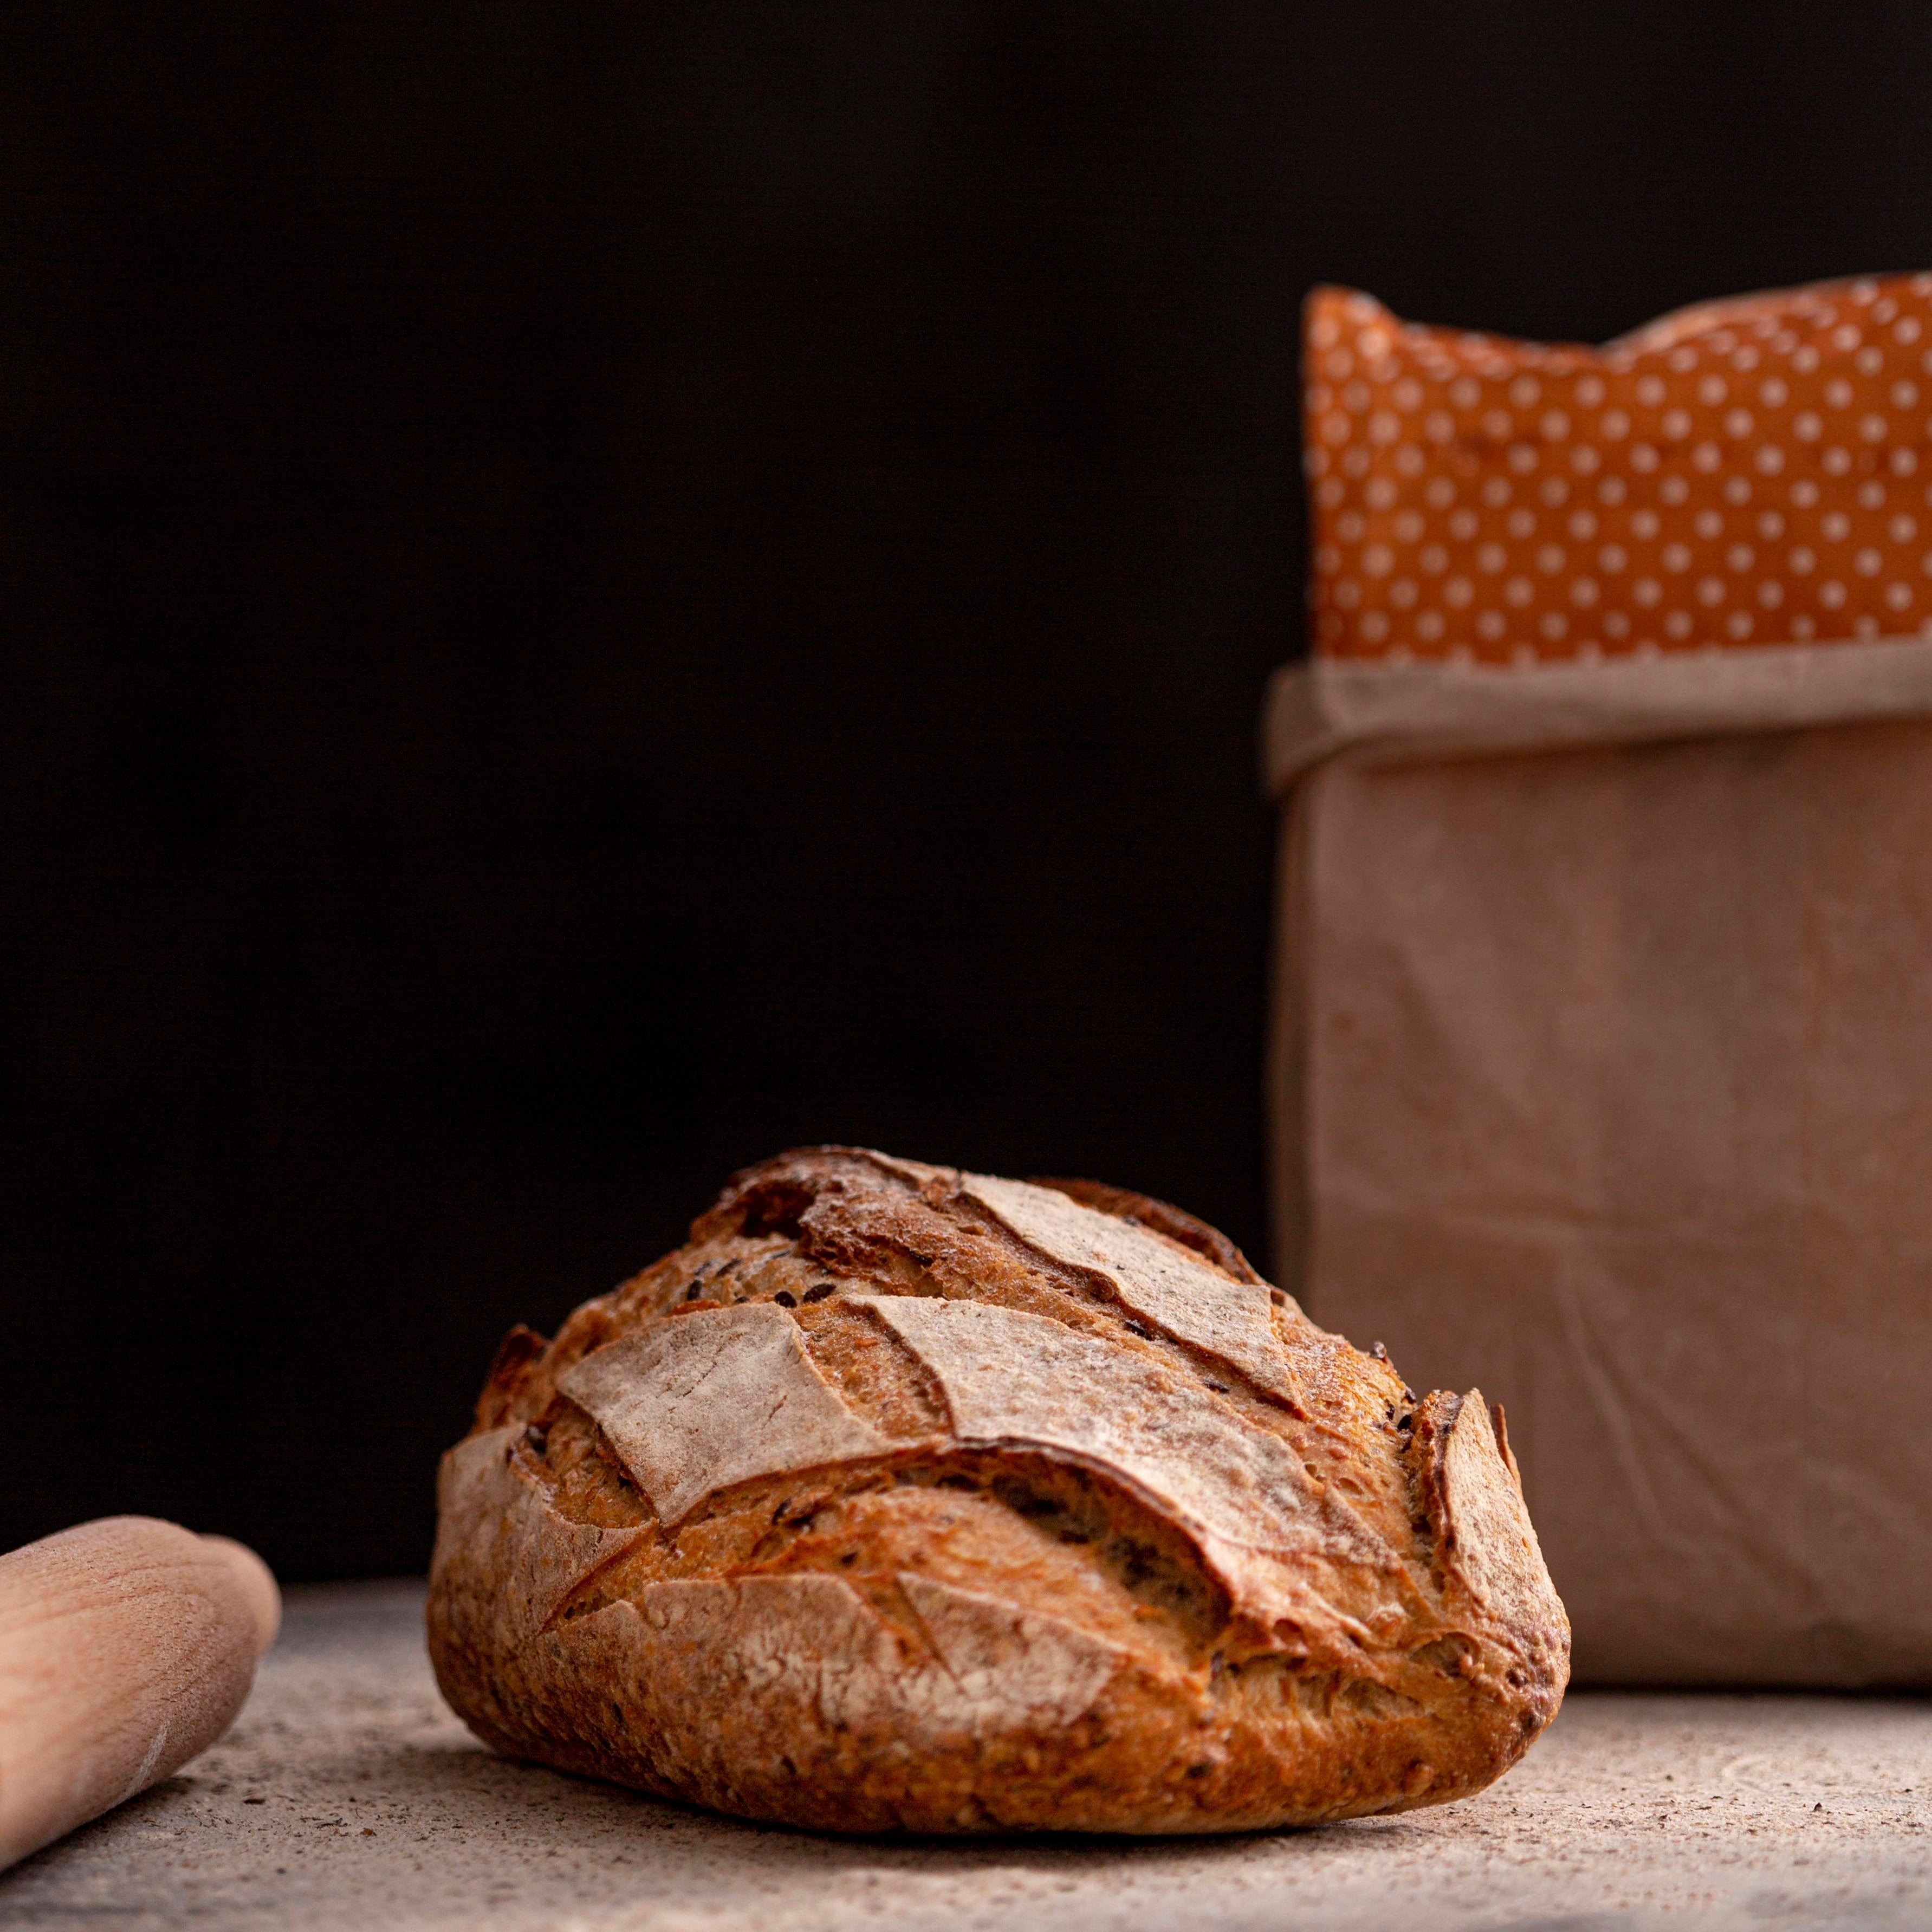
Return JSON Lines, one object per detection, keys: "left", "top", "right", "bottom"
{"left": 1274, "top": 277, "right": 1932, "bottom": 1684}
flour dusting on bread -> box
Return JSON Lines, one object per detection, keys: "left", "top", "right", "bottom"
{"left": 556, "top": 1302, "right": 890, "bottom": 1525}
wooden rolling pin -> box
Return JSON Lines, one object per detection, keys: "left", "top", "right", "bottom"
{"left": 0, "top": 1518, "right": 280, "bottom": 1870}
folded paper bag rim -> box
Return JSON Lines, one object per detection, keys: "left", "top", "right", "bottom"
{"left": 1261, "top": 628, "right": 1932, "bottom": 793}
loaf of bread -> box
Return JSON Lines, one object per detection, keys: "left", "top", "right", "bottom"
{"left": 427, "top": 1149, "right": 1567, "bottom": 1832}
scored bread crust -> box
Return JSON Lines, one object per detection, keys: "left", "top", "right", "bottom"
{"left": 427, "top": 1148, "right": 1568, "bottom": 1833}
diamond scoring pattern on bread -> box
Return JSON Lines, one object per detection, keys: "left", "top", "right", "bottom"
{"left": 1424, "top": 1391, "right": 1561, "bottom": 1640}
{"left": 957, "top": 1172, "right": 1298, "bottom": 1402}
{"left": 896, "top": 1571, "right": 1126, "bottom": 1729}
{"left": 852, "top": 1291, "right": 1407, "bottom": 1641}
{"left": 431, "top": 1428, "right": 641, "bottom": 1646}
{"left": 556, "top": 1301, "right": 891, "bottom": 1526}
{"left": 427, "top": 1147, "right": 1570, "bottom": 1833}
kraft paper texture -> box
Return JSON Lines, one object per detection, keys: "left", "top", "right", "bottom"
{"left": 1267, "top": 646, "right": 1932, "bottom": 1684}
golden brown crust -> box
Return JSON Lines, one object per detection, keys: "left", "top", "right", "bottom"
{"left": 427, "top": 1146, "right": 1569, "bottom": 1833}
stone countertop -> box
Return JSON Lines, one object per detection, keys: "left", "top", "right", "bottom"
{"left": 5, "top": 1582, "right": 1928, "bottom": 1930}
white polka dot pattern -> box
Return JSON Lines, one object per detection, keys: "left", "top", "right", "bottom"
{"left": 1305, "top": 276, "right": 1932, "bottom": 663}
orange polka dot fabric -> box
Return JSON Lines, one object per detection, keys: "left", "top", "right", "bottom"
{"left": 1305, "top": 275, "right": 1932, "bottom": 665}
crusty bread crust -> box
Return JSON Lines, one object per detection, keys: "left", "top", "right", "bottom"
{"left": 427, "top": 1149, "right": 1568, "bottom": 1832}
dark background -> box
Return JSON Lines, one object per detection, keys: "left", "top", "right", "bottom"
{"left": 7, "top": 3, "right": 1932, "bottom": 1581}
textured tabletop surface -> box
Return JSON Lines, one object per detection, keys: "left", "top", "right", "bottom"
{"left": 5, "top": 1581, "right": 1929, "bottom": 1930}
